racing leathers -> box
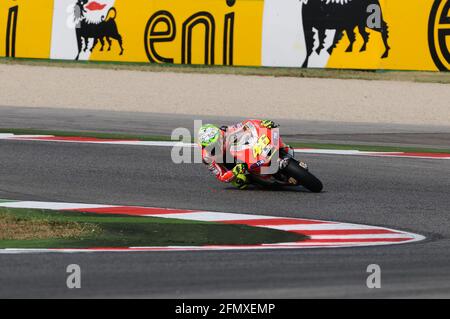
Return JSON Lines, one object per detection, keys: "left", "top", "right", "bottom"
{"left": 201, "top": 119, "right": 292, "bottom": 189}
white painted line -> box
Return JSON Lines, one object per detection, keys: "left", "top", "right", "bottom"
{"left": 294, "top": 149, "right": 379, "bottom": 155}
{"left": 42, "top": 140, "right": 195, "bottom": 148}
{"left": 3, "top": 136, "right": 195, "bottom": 148}
{"left": 145, "top": 211, "right": 277, "bottom": 222}
{"left": 0, "top": 201, "right": 113, "bottom": 210}
{"left": 110, "top": 141, "right": 195, "bottom": 147}
{"left": 309, "top": 234, "right": 412, "bottom": 239}
{"left": 294, "top": 148, "right": 450, "bottom": 160}
{"left": 0, "top": 238, "right": 423, "bottom": 253}
{"left": 371, "top": 154, "right": 450, "bottom": 160}
{"left": 265, "top": 223, "right": 379, "bottom": 231}
{"left": 12, "top": 135, "right": 54, "bottom": 138}
{"left": 1, "top": 134, "right": 449, "bottom": 160}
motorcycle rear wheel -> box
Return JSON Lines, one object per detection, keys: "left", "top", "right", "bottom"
{"left": 282, "top": 158, "right": 323, "bottom": 193}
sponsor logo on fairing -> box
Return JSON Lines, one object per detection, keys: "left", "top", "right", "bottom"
{"left": 250, "top": 160, "right": 265, "bottom": 170}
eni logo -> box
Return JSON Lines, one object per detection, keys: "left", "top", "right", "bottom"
{"left": 144, "top": 0, "right": 236, "bottom": 65}
{"left": 3, "top": 4, "right": 18, "bottom": 57}
{"left": 428, "top": 0, "right": 450, "bottom": 70}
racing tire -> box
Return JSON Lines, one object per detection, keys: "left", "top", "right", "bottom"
{"left": 283, "top": 158, "right": 323, "bottom": 193}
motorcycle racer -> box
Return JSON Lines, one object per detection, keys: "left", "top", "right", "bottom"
{"left": 198, "top": 120, "right": 293, "bottom": 189}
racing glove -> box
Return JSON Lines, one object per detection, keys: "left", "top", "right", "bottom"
{"left": 232, "top": 163, "right": 247, "bottom": 176}
{"left": 261, "top": 120, "right": 279, "bottom": 129}
{"left": 232, "top": 173, "right": 248, "bottom": 190}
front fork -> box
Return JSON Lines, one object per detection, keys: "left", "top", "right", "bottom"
{"left": 278, "top": 146, "right": 307, "bottom": 170}
{"left": 278, "top": 147, "right": 309, "bottom": 183}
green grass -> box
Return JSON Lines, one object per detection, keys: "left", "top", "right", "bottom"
{"left": 2, "top": 57, "right": 450, "bottom": 84}
{"left": 2, "top": 128, "right": 449, "bottom": 154}
{"left": 0, "top": 208, "right": 307, "bottom": 249}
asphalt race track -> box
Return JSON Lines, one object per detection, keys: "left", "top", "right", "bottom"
{"left": 0, "top": 138, "right": 449, "bottom": 298}
{"left": 2, "top": 106, "right": 450, "bottom": 148}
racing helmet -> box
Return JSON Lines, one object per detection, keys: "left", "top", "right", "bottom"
{"left": 198, "top": 124, "right": 221, "bottom": 148}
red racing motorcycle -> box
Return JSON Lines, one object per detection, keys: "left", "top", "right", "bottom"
{"left": 227, "top": 120, "right": 323, "bottom": 193}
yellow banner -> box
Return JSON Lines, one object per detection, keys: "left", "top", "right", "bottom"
{"left": 89, "top": 0, "right": 264, "bottom": 66}
{"left": 326, "top": 0, "right": 437, "bottom": 71}
{"left": 2, "top": 0, "right": 449, "bottom": 72}
{"left": 0, "top": 0, "right": 53, "bottom": 59}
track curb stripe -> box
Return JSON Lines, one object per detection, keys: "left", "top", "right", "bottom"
{"left": 1, "top": 134, "right": 449, "bottom": 159}
{"left": 0, "top": 199, "right": 425, "bottom": 253}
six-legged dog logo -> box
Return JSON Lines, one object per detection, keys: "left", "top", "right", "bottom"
{"left": 72, "top": 0, "right": 124, "bottom": 60}
{"left": 300, "top": 0, "right": 390, "bottom": 68}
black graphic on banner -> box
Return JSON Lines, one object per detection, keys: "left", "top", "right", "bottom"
{"left": 74, "top": 0, "right": 124, "bottom": 60}
{"left": 144, "top": 11, "right": 176, "bottom": 64}
{"left": 6, "top": 5, "right": 18, "bottom": 57}
{"left": 429, "top": 0, "right": 450, "bottom": 71}
{"left": 301, "top": 0, "right": 390, "bottom": 68}
{"left": 182, "top": 12, "right": 216, "bottom": 65}
{"left": 144, "top": 0, "right": 235, "bottom": 65}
